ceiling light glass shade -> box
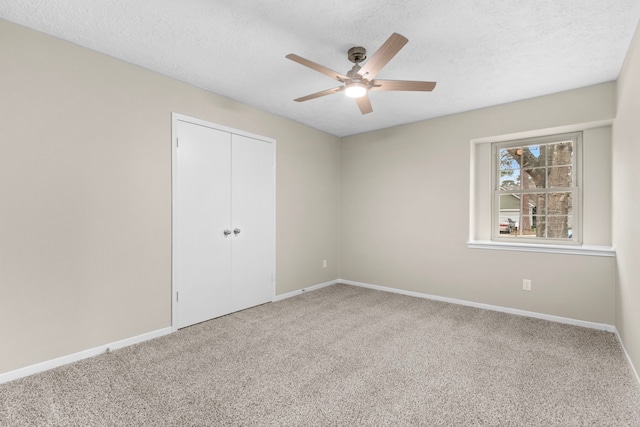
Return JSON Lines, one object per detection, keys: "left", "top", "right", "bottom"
{"left": 345, "top": 82, "right": 367, "bottom": 98}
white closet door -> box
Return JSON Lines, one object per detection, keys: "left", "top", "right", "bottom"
{"left": 175, "top": 122, "right": 232, "bottom": 329}
{"left": 231, "top": 134, "right": 275, "bottom": 312}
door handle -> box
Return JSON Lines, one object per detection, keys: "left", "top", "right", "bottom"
{"left": 223, "top": 229, "right": 232, "bottom": 236}
{"left": 233, "top": 228, "right": 241, "bottom": 235}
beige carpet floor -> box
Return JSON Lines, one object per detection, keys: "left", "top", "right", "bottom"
{"left": 1, "top": 283, "right": 639, "bottom": 426}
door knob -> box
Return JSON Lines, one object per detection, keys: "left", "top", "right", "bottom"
{"left": 223, "top": 229, "right": 232, "bottom": 236}
{"left": 233, "top": 228, "right": 241, "bottom": 235}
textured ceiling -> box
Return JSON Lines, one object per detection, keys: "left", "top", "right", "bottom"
{"left": 2, "top": 1, "right": 639, "bottom": 136}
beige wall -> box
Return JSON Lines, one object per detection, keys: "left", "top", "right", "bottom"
{"left": 2, "top": 15, "right": 638, "bottom": 381}
{"left": 613, "top": 22, "right": 640, "bottom": 376}
{"left": 0, "top": 19, "right": 340, "bottom": 374}
{"left": 341, "top": 83, "right": 616, "bottom": 325}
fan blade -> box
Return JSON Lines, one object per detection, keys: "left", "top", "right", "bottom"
{"left": 294, "top": 86, "right": 344, "bottom": 102}
{"left": 358, "top": 33, "right": 408, "bottom": 80}
{"left": 356, "top": 94, "right": 373, "bottom": 114}
{"left": 370, "top": 79, "right": 437, "bottom": 92}
{"left": 286, "top": 54, "right": 349, "bottom": 82}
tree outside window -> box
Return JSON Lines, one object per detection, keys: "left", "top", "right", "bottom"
{"left": 494, "top": 133, "right": 580, "bottom": 242}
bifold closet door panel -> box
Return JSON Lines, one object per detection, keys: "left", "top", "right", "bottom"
{"left": 175, "top": 122, "right": 232, "bottom": 329}
{"left": 231, "top": 134, "right": 275, "bottom": 312}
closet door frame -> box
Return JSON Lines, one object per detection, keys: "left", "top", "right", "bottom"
{"left": 171, "top": 113, "right": 276, "bottom": 331}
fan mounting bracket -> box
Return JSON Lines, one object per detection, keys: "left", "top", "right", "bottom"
{"left": 347, "top": 46, "right": 367, "bottom": 64}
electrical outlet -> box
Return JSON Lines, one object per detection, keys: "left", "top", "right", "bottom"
{"left": 523, "top": 279, "right": 532, "bottom": 291}
{"left": 322, "top": 259, "right": 327, "bottom": 268}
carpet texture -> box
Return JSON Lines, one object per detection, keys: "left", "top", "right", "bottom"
{"left": 1, "top": 284, "right": 639, "bottom": 426}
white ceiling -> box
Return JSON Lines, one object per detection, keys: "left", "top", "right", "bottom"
{"left": 2, "top": 1, "right": 639, "bottom": 137}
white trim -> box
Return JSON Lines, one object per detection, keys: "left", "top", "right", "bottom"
{"left": 466, "top": 240, "right": 615, "bottom": 256}
{"left": 615, "top": 329, "right": 640, "bottom": 387}
{"left": 0, "top": 327, "right": 172, "bottom": 385}
{"left": 171, "top": 113, "right": 178, "bottom": 331}
{"left": 271, "top": 140, "right": 277, "bottom": 308}
{"left": 468, "top": 140, "right": 477, "bottom": 241}
{"left": 172, "top": 113, "right": 276, "bottom": 143}
{"left": 272, "top": 279, "right": 339, "bottom": 302}
{"left": 340, "top": 279, "right": 615, "bottom": 332}
{"left": 4, "top": 283, "right": 630, "bottom": 387}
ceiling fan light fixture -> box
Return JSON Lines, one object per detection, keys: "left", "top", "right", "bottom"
{"left": 344, "top": 82, "right": 367, "bottom": 98}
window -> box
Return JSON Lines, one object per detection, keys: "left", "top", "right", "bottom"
{"left": 492, "top": 132, "right": 581, "bottom": 244}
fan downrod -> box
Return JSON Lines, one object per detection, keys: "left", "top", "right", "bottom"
{"left": 347, "top": 46, "right": 367, "bottom": 64}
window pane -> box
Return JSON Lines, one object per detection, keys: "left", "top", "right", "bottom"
{"left": 522, "top": 168, "right": 546, "bottom": 189}
{"left": 547, "top": 216, "right": 572, "bottom": 238}
{"left": 498, "top": 215, "right": 517, "bottom": 235}
{"left": 519, "top": 211, "right": 535, "bottom": 235}
{"left": 522, "top": 144, "right": 546, "bottom": 168}
{"left": 500, "top": 169, "right": 520, "bottom": 190}
{"left": 528, "top": 216, "right": 546, "bottom": 238}
{"left": 520, "top": 205, "right": 545, "bottom": 236}
{"left": 499, "top": 193, "right": 520, "bottom": 211}
{"left": 547, "top": 141, "right": 573, "bottom": 166}
{"left": 500, "top": 148, "right": 521, "bottom": 169}
{"left": 522, "top": 196, "right": 547, "bottom": 237}
{"left": 521, "top": 193, "right": 546, "bottom": 216}
{"left": 548, "top": 166, "right": 572, "bottom": 188}
{"left": 548, "top": 192, "right": 572, "bottom": 215}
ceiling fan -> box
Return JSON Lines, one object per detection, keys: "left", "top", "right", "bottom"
{"left": 286, "top": 33, "right": 436, "bottom": 115}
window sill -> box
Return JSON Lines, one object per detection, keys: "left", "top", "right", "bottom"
{"left": 466, "top": 240, "right": 615, "bottom": 257}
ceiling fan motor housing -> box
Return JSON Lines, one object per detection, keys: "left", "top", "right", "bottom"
{"left": 347, "top": 46, "right": 367, "bottom": 64}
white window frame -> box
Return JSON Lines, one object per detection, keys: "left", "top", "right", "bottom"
{"left": 491, "top": 132, "right": 582, "bottom": 245}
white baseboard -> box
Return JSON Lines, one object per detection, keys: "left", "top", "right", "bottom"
{"left": 340, "top": 279, "right": 616, "bottom": 332}
{"left": 273, "top": 279, "right": 339, "bottom": 302}
{"left": 0, "top": 327, "right": 172, "bottom": 385}
{"left": 615, "top": 329, "right": 640, "bottom": 387}
{"left": 2, "top": 279, "right": 339, "bottom": 385}
{"left": 5, "top": 280, "right": 632, "bottom": 386}
{"left": 281, "top": 279, "right": 637, "bottom": 386}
